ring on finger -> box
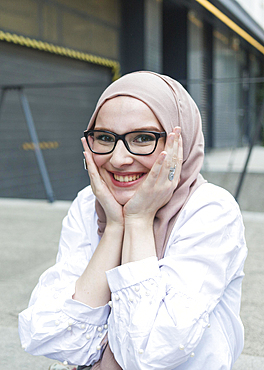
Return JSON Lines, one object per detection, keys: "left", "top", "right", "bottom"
{"left": 168, "top": 165, "right": 176, "bottom": 181}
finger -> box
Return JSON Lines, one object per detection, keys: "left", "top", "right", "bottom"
{"left": 171, "top": 127, "right": 181, "bottom": 166}
{"left": 81, "top": 137, "right": 97, "bottom": 176}
{"left": 82, "top": 148, "right": 104, "bottom": 193}
{"left": 83, "top": 150, "right": 97, "bottom": 177}
{"left": 163, "top": 126, "right": 181, "bottom": 169}
{"left": 157, "top": 130, "right": 177, "bottom": 183}
{"left": 144, "top": 151, "right": 167, "bottom": 185}
{"left": 81, "top": 137, "right": 90, "bottom": 170}
{"left": 172, "top": 133, "right": 183, "bottom": 186}
{"left": 158, "top": 127, "right": 181, "bottom": 185}
{"left": 81, "top": 137, "right": 89, "bottom": 152}
{"left": 164, "top": 132, "right": 176, "bottom": 165}
{"left": 170, "top": 127, "right": 181, "bottom": 184}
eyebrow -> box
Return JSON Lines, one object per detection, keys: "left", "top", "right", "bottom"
{"left": 94, "top": 126, "right": 164, "bottom": 132}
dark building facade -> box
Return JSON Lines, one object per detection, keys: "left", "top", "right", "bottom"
{"left": 0, "top": 0, "right": 263, "bottom": 201}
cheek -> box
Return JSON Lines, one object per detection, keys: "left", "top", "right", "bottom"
{"left": 92, "top": 154, "right": 108, "bottom": 169}
{"left": 92, "top": 154, "right": 111, "bottom": 179}
{"left": 139, "top": 152, "right": 160, "bottom": 170}
{"left": 146, "top": 143, "right": 165, "bottom": 169}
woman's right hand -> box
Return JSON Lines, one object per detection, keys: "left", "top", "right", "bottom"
{"left": 81, "top": 137, "right": 124, "bottom": 228}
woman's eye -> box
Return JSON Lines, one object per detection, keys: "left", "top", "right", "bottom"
{"left": 133, "top": 134, "right": 155, "bottom": 143}
{"left": 96, "top": 134, "right": 114, "bottom": 142}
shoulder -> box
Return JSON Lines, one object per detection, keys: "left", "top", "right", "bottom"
{"left": 75, "top": 185, "right": 96, "bottom": 208}
{"left": 174, "top": 183, "right": 244, "bottom": 235}
{"left": 166, "top": 183, "right": 246, "bottom": 262}
{"left": 184, "top": 182, "right": 240, "bottom": 218}
{"left": 57, "top": 186, "right": 99, "bottom": 263}
{"left": 65, "top": 185, "right": 97, "bottom": 227}
{"left": 192, "top": 182, "right": 237, "bottom": 204}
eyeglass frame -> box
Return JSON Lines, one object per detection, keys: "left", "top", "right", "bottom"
{"left": 83, "top": 129, "right": 167, "bottom": 156}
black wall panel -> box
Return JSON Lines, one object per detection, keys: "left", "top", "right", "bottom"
{"left": 0, "top": 42, "right": 112, "bottom": 200}
{"left": 163, "top": 1, "right": 188, "bottom": 83}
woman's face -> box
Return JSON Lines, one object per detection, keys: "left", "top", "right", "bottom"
{"left": 93, "top": 96, "right": 166, "bottom": 205}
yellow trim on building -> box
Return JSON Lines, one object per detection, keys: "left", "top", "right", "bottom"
{"left": 195, "top": 0, "right": 264, "bottom": 54}
{"left": 0, "top": 30, "right": 121, "bottom": 80}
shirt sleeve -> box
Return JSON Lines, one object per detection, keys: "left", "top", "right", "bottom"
{"left": 105, "top": 185, "right": 247, "bottom": 369}
{"left": 18, "top": 187, "right": 110, "bottom": 366}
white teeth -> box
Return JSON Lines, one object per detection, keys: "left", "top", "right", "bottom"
{"left": 114, "top": 174, "right": 141, "bottom": 182}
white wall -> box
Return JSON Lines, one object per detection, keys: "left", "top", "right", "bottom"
{"left": 234, "top": 0, "right": 264, "bottom": 30}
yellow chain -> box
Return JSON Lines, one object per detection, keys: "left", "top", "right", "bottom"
{"left": 0, "top": 30, "right": 120, "bottom": 80}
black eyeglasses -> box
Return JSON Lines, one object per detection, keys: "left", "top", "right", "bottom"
{"left": 84, "top": 129, "right": 166, "bottom": 156}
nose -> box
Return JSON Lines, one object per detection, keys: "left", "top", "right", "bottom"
{"left": 109, "top": 139, "right": 134, "bottom": 168}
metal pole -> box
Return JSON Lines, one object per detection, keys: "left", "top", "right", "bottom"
{"left": 0, "top": 88, "right": 7, "bottom": 121}
{"left": 19, "top": 88, "right": 55, "bottom": 202}
{"left": 235, "top": 99, "right": 264, "bottom": 202}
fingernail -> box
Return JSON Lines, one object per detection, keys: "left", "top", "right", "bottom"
{"left": 160, "top": 151, "right": 167, "bottom": 160}
{"left": 175, "top": 127, "right": 181, "bottom": 135}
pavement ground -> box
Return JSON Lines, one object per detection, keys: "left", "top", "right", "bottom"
{"left": 202, "top": 146, "right": 264, "bottom": 213}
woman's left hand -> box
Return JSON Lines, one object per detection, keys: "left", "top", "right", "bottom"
{"left": 123, "top": 126, "right": 183, "bottom": 222}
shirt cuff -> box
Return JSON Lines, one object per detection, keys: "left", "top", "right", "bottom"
{"left": 61, "top": 281, "right": 110, "bottom": 324}
{"left": 106, "top": 256, "right": 161, "bottom": 292}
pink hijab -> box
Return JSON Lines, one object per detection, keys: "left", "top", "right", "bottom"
{"left": 86, "top": 71, "right": 206, "bottom": 369}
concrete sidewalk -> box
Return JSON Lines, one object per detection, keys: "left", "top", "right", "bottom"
{"left": 202, "top": 146, "right": 264, "bottom": 213}
{"left": 203, "top": 145, "right": 264, "bottom": 173}
{"left": 0, "top": 197, "right": 264, "bottom": 369}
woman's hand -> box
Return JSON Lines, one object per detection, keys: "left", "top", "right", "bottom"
{"left": 81, "top": 137, "right": 124, "bottom": 228}
{"left": 75, "top": 139, "right": 124, "bottom": 308}
{"left": 123, "top": 127, "right": 183, "bottom": 223}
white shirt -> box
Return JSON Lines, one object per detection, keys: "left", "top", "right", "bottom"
{"left": 19, "top": 183, "right": 247, "bottom": 370}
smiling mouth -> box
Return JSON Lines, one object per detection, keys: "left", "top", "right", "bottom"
{"left": 113, "top": 173, "right": 143, "bottom": 183}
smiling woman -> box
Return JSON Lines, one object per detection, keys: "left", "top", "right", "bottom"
{"left": 18, "top": 71, "right": 247, "bottom": 370}
{"left": 84, "top": 96, "right": 167, "bottom": 205}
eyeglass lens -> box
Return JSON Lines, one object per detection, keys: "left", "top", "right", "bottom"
{"left": 87, "top": 131, "right": 158, "bottom": 155}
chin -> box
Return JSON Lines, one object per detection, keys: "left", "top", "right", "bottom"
{"left": 113, "top": 190, "right": 135, "bottom": 206}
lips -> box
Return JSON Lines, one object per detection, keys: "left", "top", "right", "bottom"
{"left": 109, "top": 172, "right": 145, "bottom": 187}
{"left": 113, "top": 174, "right": 142, "bottom": 183}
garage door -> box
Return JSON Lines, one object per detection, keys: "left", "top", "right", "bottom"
{"left": 0, "top": 42, "right": 112, "bottom": 200}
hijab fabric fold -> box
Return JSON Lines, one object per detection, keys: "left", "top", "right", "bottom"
{"left": 86, "top": 71, "right": 206, "bottom": 369}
